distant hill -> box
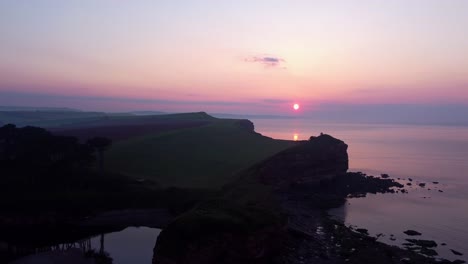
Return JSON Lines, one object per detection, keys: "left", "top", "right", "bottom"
{"left": 130, "top": 111, "right": 168, "bottom": 116}
{"left": 0, "top": 110, "right": 112, "bottom": 127}
{"left": 0, "top": 106, "right": 80, "bottom": 112}
{"left": 211, "top": 113, "right": 295, "bottom": 119}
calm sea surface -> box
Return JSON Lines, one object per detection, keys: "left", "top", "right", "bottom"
{"left": 252, "top": 118, "right": 468, "bottom": 261}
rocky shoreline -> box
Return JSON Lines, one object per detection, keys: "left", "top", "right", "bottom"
{"left": 276, "top": 172, "right": 464, "bottom": 264}
{"left": 153, "top": 135, "right": 465, "bottom": 264}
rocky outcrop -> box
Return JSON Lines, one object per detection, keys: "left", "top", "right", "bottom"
{"left": 254, "top": 134, "right": 348, "bottom": 189}
{"left": 152, "top": 134, "right": 348, "bottom": 264}
{"left": 235, "top": 119, "right": 255, "bottom": 132}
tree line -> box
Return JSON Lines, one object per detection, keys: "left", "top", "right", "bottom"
{"left": 0, "top": 124, "right": 111, "bottom": 187}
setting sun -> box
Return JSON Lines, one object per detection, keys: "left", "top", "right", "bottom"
{"left": 293, "top": 103, "right": 300, "bottom": 110}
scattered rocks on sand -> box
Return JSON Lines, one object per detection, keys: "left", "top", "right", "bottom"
{"left": 404, "top": 230, "right": 422, "bottom": 236}
{"left": 451, "top": 249, "right": 464, "bottom": 256}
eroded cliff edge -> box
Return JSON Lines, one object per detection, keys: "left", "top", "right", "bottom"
{"left": 152, "top": 134, "right": 453, "bottom": 264}
{"left": 152, "top": 134, "right": 348, "bottom": 264}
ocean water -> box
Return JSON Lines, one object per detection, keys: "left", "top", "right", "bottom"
{"left": 251, "top": 118, "right": 468, "bottom": 261}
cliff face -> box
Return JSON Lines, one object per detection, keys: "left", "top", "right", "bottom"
{"left": 235, "top": 119, "right": 255, "bottom": 132}
{"left": 254, "top": 134, "right": 348, "bottom": 189}
{"left": 153, "top": 134, "right": 348, "bottom": 264}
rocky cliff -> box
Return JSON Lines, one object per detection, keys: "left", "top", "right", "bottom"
{"left": 254, "top": 134, "right": 348, "bottom": 188}
{"left": 152, "top": 134, "right": 349, "bottom": 264}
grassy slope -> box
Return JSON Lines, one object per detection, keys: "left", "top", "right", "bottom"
{"left": 106, "top": 118, "right": 296, "bottom": 189}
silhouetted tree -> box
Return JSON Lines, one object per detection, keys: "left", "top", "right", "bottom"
{"left": 0, "top": 124, "right": 95, "bottom": 186}
{"left": 87, "top": 137, "right": 112, "bottom": 174}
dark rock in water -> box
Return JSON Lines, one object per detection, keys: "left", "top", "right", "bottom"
{"left": 451, "top": 249, "right": 464, "bottom": 256}
{"left": 356, "top": 228, "right": 369, "bottom": 235}
{"left": 418, "top": 183, "right": 426, "bottom": 187}
{"left": 406, "top": 239, "right": 437, "bottom": 248}
{"left": 441, "top": 243, "right": 447, "bottom": 246}
{"left": 420, "top": 247, "right": 438, "bottom": 256}
{"left": 433, "top": 181, "right": 439, "bottom": 184}
{"left": 407, "top": 183, "right": 412, "bottom": 186}
{"left": 453, "top": 260, "right": 466, "bottom": 264}
{"left": 404, "top": 230, "right": 422, "bottom": 236}
{"left": 439, "top": 190, "right": 444, "bottom": 193}
{"left": 408, "top": 178, "right": 413, "bottom": 181}
{"left": 381, "top": 174, "right": 389, "bottom": 178}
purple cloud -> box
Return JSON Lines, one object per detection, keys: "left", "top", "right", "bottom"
{"left": 245, "top": 55, "right": 285, "bottom": 67}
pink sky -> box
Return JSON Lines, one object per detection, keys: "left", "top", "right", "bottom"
{"left": 1, "top": 1, "right": 467, "bottom": 114}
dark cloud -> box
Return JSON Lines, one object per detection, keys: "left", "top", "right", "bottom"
{"left": 245, "top": 55, "right": 285, "bottom": 67}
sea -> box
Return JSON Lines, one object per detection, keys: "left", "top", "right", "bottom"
{"left": 251, "top": 118, "right": 468, "bottom": 262}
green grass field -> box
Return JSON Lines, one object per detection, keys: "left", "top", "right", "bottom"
{"left": 106, "top": 118, "right": 295, "bottom": 189}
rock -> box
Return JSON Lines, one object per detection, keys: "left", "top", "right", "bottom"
{"left": 451, "top": 249, "right": 463, "bottom": 256}
{"left": 420, "top": 247, "right": 438, "bottom": 256}
{"left": 381, "top": 174, "right": 390, "bottom": 178}
{"left": 432, "top": 182, "right": 439, "bottom": 184}
{"left": 418, "top": 183, "right": 426, "bottom": 187}
{"left": 404, "top": 230, "right": 422, "bottom": 236}
{"left": 438, "top": 190, "right": 444, "bottom": 193}
{"left": 441, "top": 243, "right": 447, "bottom": 246}
{"left": 408, "top": 178, "right": 413, "bottom": 182}
{"left": 453, "top": 260, "right": 466, "bottom": 264}
{"left": 356, "top": 228, "right": 368, "bottom": 235}
{"left": 406, "top": 183, "right": 412, "bottom": 186}
{"left": 257, "top": 134, "right": 349, "bottom": 188}
{"left": 405, "top": 239, "right": 437, "bottom": 248}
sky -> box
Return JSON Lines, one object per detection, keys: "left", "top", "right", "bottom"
{"left": 0, "top": 0, "right": 467, "bottom": 116}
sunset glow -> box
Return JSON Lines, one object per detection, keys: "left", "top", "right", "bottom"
{"left": 0, "top": 1, "right": 467, "bottom": 114}
{"left": 293, "top": 104, "right": 300, "bottom": 111}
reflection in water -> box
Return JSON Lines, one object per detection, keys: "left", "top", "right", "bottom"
{"left": 253, "top": 119, "right": 468, "bottom": 261}
{"left": 3, "top": 227, "right": 161, "bottom": 264}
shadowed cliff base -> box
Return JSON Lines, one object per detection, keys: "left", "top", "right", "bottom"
{"left": 153, "top": 134, "right": 460, "bottom": 264}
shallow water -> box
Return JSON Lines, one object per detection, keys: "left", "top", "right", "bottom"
{"left": 89, "top": 227, "right": 160, "bottom": 264}
{"left": 252, "top": 118, "right": 468, "bottom": 261}
{"left": 7, "top": 227, "right": 161, "bottom": 264}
